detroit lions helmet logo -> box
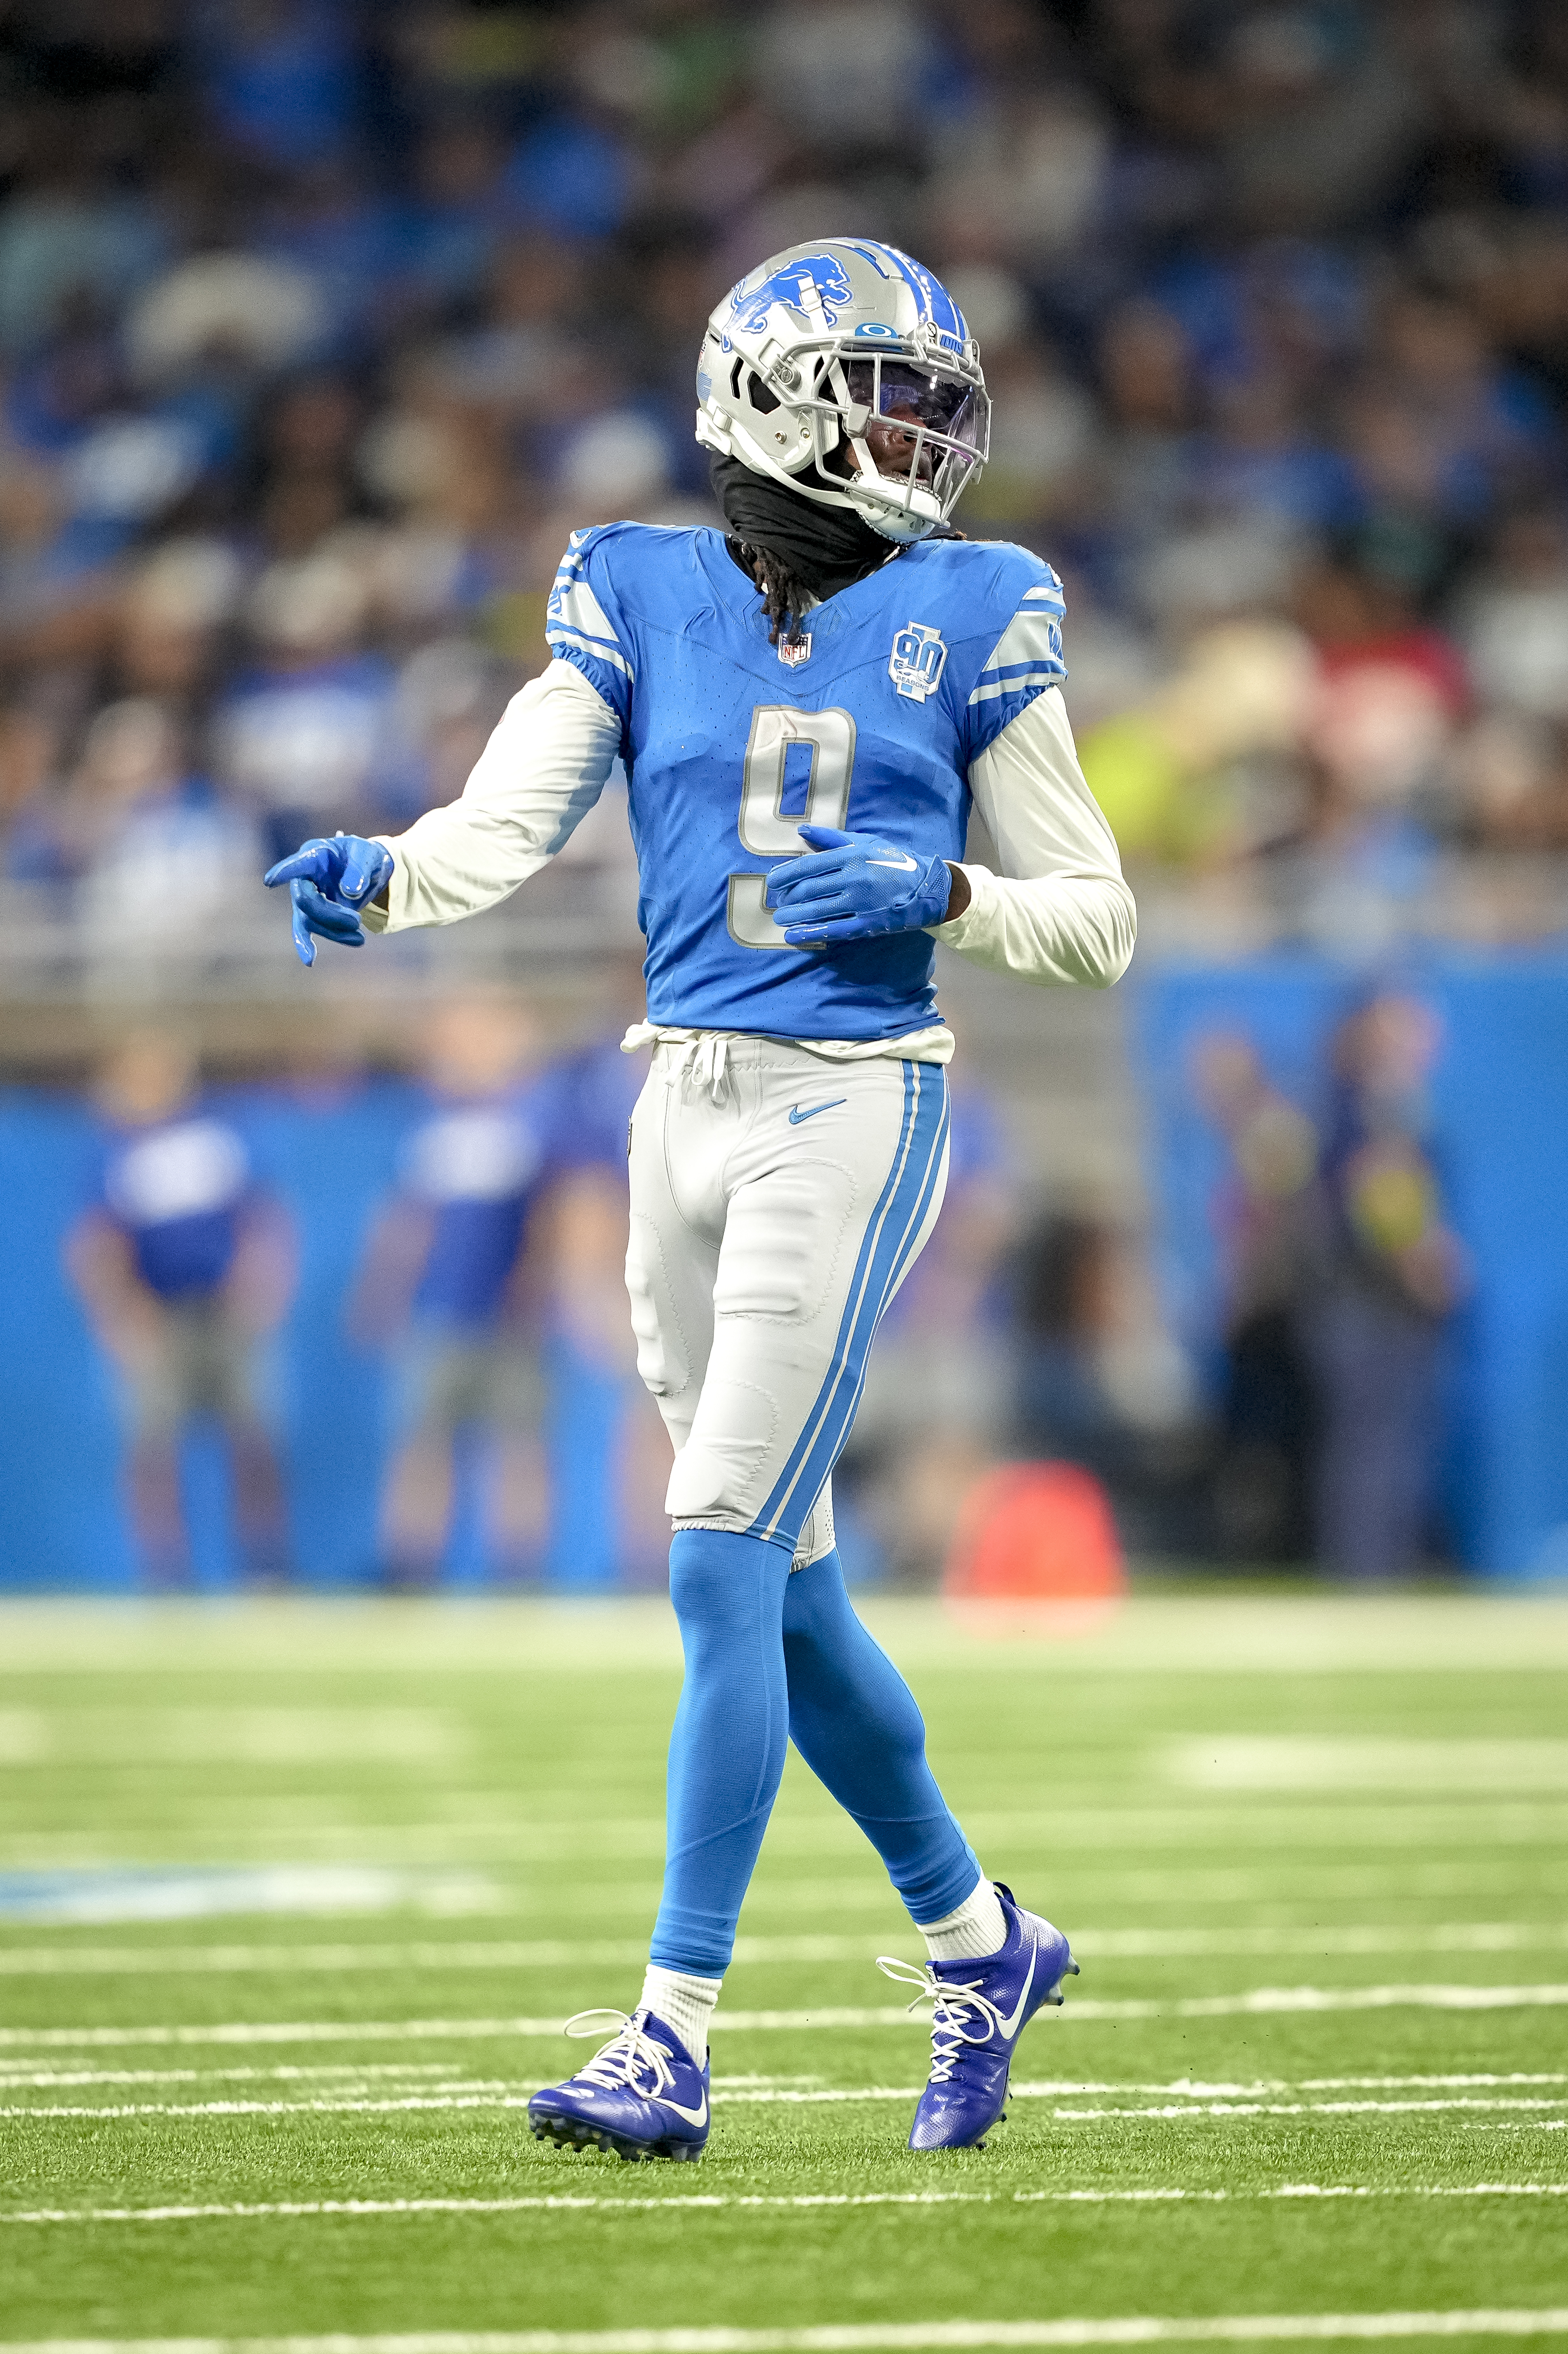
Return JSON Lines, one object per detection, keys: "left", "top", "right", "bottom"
{"left": 732, "top": 254, "right": 854, "bottom": 335}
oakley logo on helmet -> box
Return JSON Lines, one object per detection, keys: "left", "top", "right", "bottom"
{"left": 732, "top": 255, "right": 854, "bottom": 335}
{"left": 889, "top": 624, "right": 948, "bottom": 704}
{"left": 911, "top": 315, "right": 969, "bottom": 363}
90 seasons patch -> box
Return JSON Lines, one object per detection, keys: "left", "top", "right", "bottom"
{"left": 889, "top": 623, "right": 948, "bottom": 703}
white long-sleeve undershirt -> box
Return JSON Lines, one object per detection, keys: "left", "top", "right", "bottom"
{"left": 364, "top": 657, "right": 1135, "bottom": 1053}
{"left": 365, "top": 659, "right": 619, "bottom": 933}
{"left": 952, "top": 679, "right": 1136, "bottom": 990}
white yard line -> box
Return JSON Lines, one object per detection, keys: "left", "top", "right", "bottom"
{"left": 0, "top": 1941, "right": 671, "bottom": 1977}
{"left": 3, "top": 1587, "right": 1565, "bottom": 1673}
{"left": 8, "top": 1801, "right": 1568, "bottom": 1870}
{"left": 5, "top": 1986, "right": 1568, "bottom": 2052}
{"left": 4, "top": 2095, "right": 543, "bottom": 2118}
{"left": 0, "top": 2013, "right": 908, "bottom": 2050}
{"left": 1298, "top": 2075, "right": 1568, "bottom": 2090}
{"left": 0, "top": 2064, "right": 497, "bottom": 2089}
{"left": 4, "top": 2325, "right": 1568, "bottom": 2354}
{"left": 1071, "top": 1928, "right": 1568, "bottom": 1959}
{"left": 1, "top": 2186, "right": 1565, "bottom": 2227}
{"left": 1166, "top": 1738, "right": 1568, "bottom": 1794}
{"left": 0, "top": 2062, "right": 1554, "bottom": 2099}
{"left": 753, "top": 1868, "right": 1568, "bottom": 1906}
{"left": 8, "top": 2091, "right": 1568, "bottom": 2124}
{"left": 1064, "top": 1986, "right": 1568, "bottom": 2021}
{"left": 5, "top": 1862, "right": 1560, "bottom": 1909}
{"left": 1, "top": 1926, "right": 1565, "bottom": 1974}
{"left": 1, "top": 2067, "right": 1560, "bottom": 2095}
{"left": 1021, "top": 2099, "right": 1568, "bottom": 2123}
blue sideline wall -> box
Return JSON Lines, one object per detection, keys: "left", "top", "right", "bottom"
{"left": 0, "top": 1079, "right": 634, "bottom": 1592}
{"left": 1132, "top": 949, "right": 1568, "bottom": 1580}
{"left": 4, "top": 953, "right": 1568, "bottom": 1586}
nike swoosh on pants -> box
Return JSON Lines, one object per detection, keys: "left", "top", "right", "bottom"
{"left": 788, "top": 1099, "right": 847, "bottom": 1125}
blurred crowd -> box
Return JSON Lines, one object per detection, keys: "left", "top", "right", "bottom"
{"left": 1188, "top": 988, "right": 1466, "bottom": 1578}
{"left": 68, "top": 999, "right": 657, "bottom": 1588}
{"left": 0, "top": 0, "right": 1564, "bottom": 960}
{"left": 61, "top": 985, "right": 1458, "bottom": 1589}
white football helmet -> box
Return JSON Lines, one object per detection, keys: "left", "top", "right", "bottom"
{"left": 696, "top": 238, "right": 989, "bottom": 543}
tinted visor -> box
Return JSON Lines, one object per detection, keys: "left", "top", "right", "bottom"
{"left": 844, "top": 359, "right": 984, "bottom": 450}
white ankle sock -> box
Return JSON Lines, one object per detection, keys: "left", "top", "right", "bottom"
{"left": 917, "top": 1875, "right": 1008, "bottom": 1962}
{"left": 639, "top": 1964, "right": 721, "bottom": 2062}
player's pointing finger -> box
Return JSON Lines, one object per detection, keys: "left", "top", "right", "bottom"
{"left": 263, "top": 850, "right": 322, "bottom": 889}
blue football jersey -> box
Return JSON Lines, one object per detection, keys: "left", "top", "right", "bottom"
{"left": 545, "top": 524, "right": 1066, "bottom": 1042}
{"left": 402, "top": 1077, "right": 559, "bottom": 1331}
{"left": 101, "top": 1112, "right": 252, "bottom": 1298}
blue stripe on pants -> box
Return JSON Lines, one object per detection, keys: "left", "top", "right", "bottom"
{"left": 747, "top": 1062, "right": 919, "bottom": 1542}
{"left": 793, "top": 1080, "right": 950, "bottom": 1521}
{"left": 750, "top": 1062, "right": 949, "bottom": 1553}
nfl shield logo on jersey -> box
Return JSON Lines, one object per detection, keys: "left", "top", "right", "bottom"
{"left": 889, "top": 623, "right": 948, "bottom": 703}
{"left": 778, "top": 634, "right": 812, "bottom": 667}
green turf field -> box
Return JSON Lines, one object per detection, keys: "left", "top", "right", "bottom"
{"left": 2, "top": 1592, "right": 1566, "bottom": 2351}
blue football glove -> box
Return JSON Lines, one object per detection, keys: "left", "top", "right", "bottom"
{"left": 765, "top": 824, "right": 954, "bottom": 947}
{"left": 263, "top": 833, "right": 395, "bottom": 967}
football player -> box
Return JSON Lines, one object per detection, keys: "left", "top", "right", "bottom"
{"left": 265, "top": 239, "right": 1135, "bottom": 2158}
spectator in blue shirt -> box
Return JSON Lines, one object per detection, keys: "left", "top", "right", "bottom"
{"left": 1302, "top": 992, "right": 1469, "bottom": 1580}
{"left": 349, "top": 994, "right": 565, "bottom": 1588}
{"left": 217, "top": 550, "right": 396, "bottom": 862}
{"left": 65, "top": 1030, "right": 296, "bottom": 1586}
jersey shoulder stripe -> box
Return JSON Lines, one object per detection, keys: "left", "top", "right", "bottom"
{"left": 546, "top": 531, "right": 634, "bottom": 679}
{"left": 544, "top": 524, "right": 648, "bottom": 721}
{"left": 945, "top": 540, "right": 1068, "bottom": 754}
{"left": 549, "top": 620, "right": 633, "bottom": 678}
{"left": 968, "top": 603, "right": 1066, "bottom": 705}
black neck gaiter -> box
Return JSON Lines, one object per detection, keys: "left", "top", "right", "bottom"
{"left": 710, "top": 453, "right": 897, "bottom": 604}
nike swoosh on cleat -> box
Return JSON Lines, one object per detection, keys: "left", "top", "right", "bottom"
{"left": 994, "top": 1942, "right": 1038, "bottom": 2040}
{"left": 657, "top": 2092, "right": 708, "bottom": 2129}
{"left": 788, "top": 1099, "right": 847, "bottom": 1124}
{"left": 868, "top": 854, "right": 918, "bottom": 870}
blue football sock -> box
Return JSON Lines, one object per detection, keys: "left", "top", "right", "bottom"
{"left": 782, "top": 1549, "right": 979, "bottom": 1925}
{"left": 650, "top": 1527, "right": 794, "bottom": 1976}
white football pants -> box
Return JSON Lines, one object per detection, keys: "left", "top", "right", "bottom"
{"left": 625, "top": 1037, "right": 951, "bottom": 1565}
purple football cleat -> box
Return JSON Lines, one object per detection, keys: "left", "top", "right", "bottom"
{"left": 878, "top": 1883, "right": 1078, "bottom": 2151}
{"left": 528, "top": 2008, "right": 710, "bottom": 2162}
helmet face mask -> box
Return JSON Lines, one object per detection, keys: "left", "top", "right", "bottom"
{"left": 696, "top": 241, "right": 989, "bottom": 542}
{"left": 825, "top": 353, "right": 988, "bottom": 510}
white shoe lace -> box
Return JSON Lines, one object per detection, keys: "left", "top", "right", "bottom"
{"left": 876, "top": 1954, "right": 1009, "bottom": 2087}
{"left": 561, "top": 2007, "right": 678, "bottom": 2100}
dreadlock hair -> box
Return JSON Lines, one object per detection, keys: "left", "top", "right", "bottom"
{"left": 735, "top": 541, "right": 812, "bottom": 647}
